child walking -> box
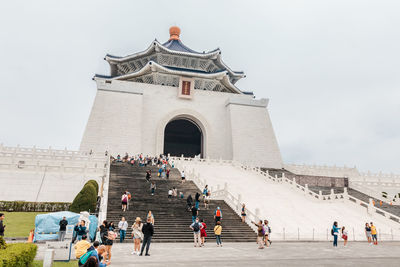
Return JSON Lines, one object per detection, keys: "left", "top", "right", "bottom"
{"left": 214, "top": 221, "right": 222, "bottom": 247}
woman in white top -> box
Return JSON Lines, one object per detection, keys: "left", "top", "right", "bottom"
{"left": 131, "top": 217, "right": 143, "bottom": 255}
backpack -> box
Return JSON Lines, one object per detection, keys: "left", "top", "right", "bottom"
{"left": 193, "top": 223, "right": 200, "bottom": 232}
{"left": 107, "top": 231, "right": 117, "bottom": 240}
{"left": 216, "top": 210, "right": 221, "bottom": 217}
{"left": 331, "top": 229, "right": 334, "bottom": 236}
{"left": 78, "top": 250, "right": 94, "bottom": 265}
{"left": 268, "top": 226, "right": 271, "bottom": 233}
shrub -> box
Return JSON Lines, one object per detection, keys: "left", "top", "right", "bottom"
{"left": 0, "top": 243, "right": 37, "bottom": 267}
{"left": 0, "top": 237, "right": 6, "bottom": 250}
{"left": 84, "top": 180, "right": 99, "bottom": 195}
{"left": 0, "top": 201, "right": 70, "bottom": 212}
{"left": 69, "top": 183, "right": 97, "bottom": 213}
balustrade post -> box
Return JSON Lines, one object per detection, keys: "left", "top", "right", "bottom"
{"left": 343, "top": 187, "right": 348, "bottom": 198}
{"left": 305, "top": 184, "right": 309, "bottom": 196}
{"left": 368, "top": 198, "right": 375, "bottom": 215}
{"left": 237, "top": 194, "right": 242, "bottom": 211}
{"left": 292, "top": 178, "right": 296, "bottom": 188}
{"left": 319, "top": 190, "right": 322, "bottom": 200}
{"left": 330, "top": 189, "right": 335, "bottom": 201}
{"left": 283, "top": 227, "right": 285, "bottom": 240}
{"left": 254, "top": 208, "right": 260, "bottom": 222}
{"left": 312, "top": 228, "right": 315, "bottom": 241}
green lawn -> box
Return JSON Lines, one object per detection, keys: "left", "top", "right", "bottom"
{"left": 32, "top": 260, "right": 78, "bottom": 267}
{"left": 0, "top": 211, "right": 46, "bottom": 238}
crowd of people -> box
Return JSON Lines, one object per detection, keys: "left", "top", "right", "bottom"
{"left": 331, "top": 221, "right": 379, "bottom": 247}
{"left": 251, "top": 219, "right": 272, "bottom": 249}
{"left": 40, "top": 152, "right": 384, "bottom": 266}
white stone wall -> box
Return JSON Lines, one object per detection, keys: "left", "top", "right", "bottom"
{"left": 80, "top": 83, "right": 143, "bottom": 154}
{"left": 80, "top": 79, "right": 283, "bottom": 168}
{"left": 227, "top": 98, "right": 283, "bottom": 168}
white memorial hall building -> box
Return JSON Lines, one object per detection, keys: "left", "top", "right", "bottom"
{"left": 80, "top": 26, "right": 282, "bottom": 168}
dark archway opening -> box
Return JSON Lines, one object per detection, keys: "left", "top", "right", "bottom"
{"left": 164, "top": 119, "right": 202, "bottom": 158}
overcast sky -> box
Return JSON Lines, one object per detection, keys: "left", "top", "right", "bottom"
{"left": 1, "top": 0, "right": 399, "bottom": 173}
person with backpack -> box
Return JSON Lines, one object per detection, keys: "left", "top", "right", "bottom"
{"left": 202, "top": 185, "right": 208, "bottom": 199}
{"left": 214, "top": 207, "right": 222, "bottom": 223}
{"left": 263, "top": 220, "right": 272, "bottom": 246}
{"left": 190, "top": 217, "right": 203, "bottom": 247}
{"left": 332, "top": 221, "right": 340, "bottom": 247}
{"left": 139, "top": 217, "right": 154, "bottom": 256}
{"left": 104, "top": 222, "right": 116, "bottom": 261}
{"left": 78, "top": 244, "right": 109, "bottom": 266}
{"left": 121, "top": 192, "right": 128, "bottom": 212}
{"left": 252, "top": 220, "right": 265, "bottom": 249}
{"left": 214, "top": 221, "right": 222, "bottom": 247}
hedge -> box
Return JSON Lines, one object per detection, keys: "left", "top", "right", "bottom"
{"left": 84, "top": 180, "right": 99, "bottom": 195}
{"left": 0, "top": 201, "right": 70, "bottom": 212}
{"left": 69, "top": 182, "right": 97, "bottom": 213}
{"left": 0, "top": 240, "right": 37, "bottom": 267}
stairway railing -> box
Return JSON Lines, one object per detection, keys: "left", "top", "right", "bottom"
{"left": 98, "top": 156, "right": 111, "bottom": 224}
{"left": 174, "top": 156, "right": 400, "bottom": 226}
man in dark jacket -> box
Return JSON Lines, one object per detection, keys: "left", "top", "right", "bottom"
{"left": 139, "top": 217, "right": 154, "bottom": 256}
{"left": 0, "top": 213, "right": 5, "bottom": 236}
{"left": 58, "top": 216, "right": 68, "bottom": 241}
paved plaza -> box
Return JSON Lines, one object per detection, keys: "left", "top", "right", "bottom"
{"left": 36, "top": 241, "right": 400, "bottom": 266}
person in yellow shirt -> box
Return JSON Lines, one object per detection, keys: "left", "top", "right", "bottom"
{"left": 370, "top": 222, "right": 378, "bottom": 245}
{"left": 74, "top": 235, "right": 91, "bottom": 259}
{"left": 214, "top": 221, "right": 222, "bottom": 247}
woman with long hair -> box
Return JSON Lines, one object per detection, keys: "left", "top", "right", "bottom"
{"left": 341, "top": 226, "right": 348, "bottom": 247}
{"left": 241, "top": 204, "right": 246, "bottom": 223}
{"left": 365, "top": 222, "right": 372, "bottom": 243}
{"left": 332, "top": 221, "right": 340, "bottom": 247}
{"left": 131, "top": 217, "right": 143, "bottom": 255}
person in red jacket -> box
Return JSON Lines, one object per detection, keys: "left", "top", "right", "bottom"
{"left": 200, "top": 219, "right": 207, "bottom": 246}
{"left": 214, "top": 207, "right": 222, "bottom": 223}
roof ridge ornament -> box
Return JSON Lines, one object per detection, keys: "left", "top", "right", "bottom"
{"left": 169, "top": 26, "right": 180, "bottom": 40}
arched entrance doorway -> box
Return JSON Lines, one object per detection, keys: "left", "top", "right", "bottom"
{"left": 163, "top": 119, "right": 202, "bottom": 158}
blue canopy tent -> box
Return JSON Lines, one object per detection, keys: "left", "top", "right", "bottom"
{"left": 34, "top": 211, "right": 98, "bottom": 242}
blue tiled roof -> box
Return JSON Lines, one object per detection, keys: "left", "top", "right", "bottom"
{"left": 162, "top": 39, "right": 202, "bottom": 54}
{"left": 164, "top": 65, "right": 225, "bottom": 74}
